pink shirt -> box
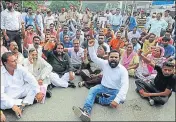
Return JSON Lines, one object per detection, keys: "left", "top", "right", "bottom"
{"left": 24, "top": 32, "right": 37, "bottom": 48}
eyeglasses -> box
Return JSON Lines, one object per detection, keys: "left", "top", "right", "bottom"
{"left": 73, "top": 43, "right": 79, "bottom": 45}
{"left": 64, "top": 37, "right": 69, "bottom": 38}
{"left": 99, "top": 38, "right": 103, "bottom": 39}
{"left": 57, "top": 48, "right": 63, "bottom": 49}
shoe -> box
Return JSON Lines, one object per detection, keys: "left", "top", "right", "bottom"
{"left": 78, "top": 81, "right": 85, "bottom": 87}
{"left": 46, "top": 90, "right": 52, "bottom": 98}
{"left": 72, "top": 106, "right": 90, "bottom": 122}
{"left": 68, "top": 82, "right": 76, "bottom": 88}
{"left": 33, "top": 98, "right": 38, "bottom": 104}
{"left": 149, "top": 98, "right": 155, "bottom": 106}
{"left": 47, "top": 84, "right": 56, "bottom": 90}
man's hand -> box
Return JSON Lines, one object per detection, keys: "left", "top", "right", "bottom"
{"left": 12, "top": 105, "right": 22, "bottom": 117}
{"left": 137, "top": 49, "right": 143, "bottom": 56}
{"left": 35, "top": 92, "right": 44, "bottom": 103}
{"left": 88, "top": 39, "right": 95, "bottom": 47}
{"left": 69, "top": 72, "right": 75, "bottom": 81}
{"left": 4, "top": 35, "right": 9, "bottom": 41}
{"left": 0, "top": 111, "right": 6, "bottom": 122}
{"left": 140, "top": 90, "right": 150, "bottom": 97}
{"left": 110, "top": 101, "right": 119, "bottom": 108}
{"left": 38, "top": 79, "right": 43, "bottom": 86}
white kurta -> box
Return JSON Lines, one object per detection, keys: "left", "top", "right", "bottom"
{"left": 22, "top": 57, "right": 53, "bottom": 85}
{"left": 1, "top": 65, "right": 40, "bottom": 109}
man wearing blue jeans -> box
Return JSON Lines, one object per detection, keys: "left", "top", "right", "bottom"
{"left": 73, "top": 39, "right": 129, "bottom": 121}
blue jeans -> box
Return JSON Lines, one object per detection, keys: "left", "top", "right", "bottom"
{"left": 112, "top": 25, "right": 120, "bottom": 33}
{"left": 83, "top": 84, "right": 119, "bottom": 115}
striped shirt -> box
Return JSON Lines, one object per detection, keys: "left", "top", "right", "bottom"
{"left": 137, "top": 16, "right": 147, "bottom": 29}
{"left": 1, "top": 9, "right": 22, "bottom": 30}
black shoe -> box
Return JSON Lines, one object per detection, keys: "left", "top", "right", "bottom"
{"left": 46, "top": 90, "right": 52, "bottom": 98}
{"left": 33, "top": 99, "right": 38, "bottom": 104}
{"left": 47, "top": 84, "right": 56, "bottom": 90}
{"left": 68, "top": 82, "right": 76, "bottom": 88}
{"left": 72, "top": 106, "right": 90, "bottom": 122}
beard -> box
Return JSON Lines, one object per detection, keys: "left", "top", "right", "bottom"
{"left": 7, "top": 6, "right": 13, "bottom": 11}
{"left": 54, "top": 51, "right": 63, "bottom": 57}
{"left": 108, "top": 60, "right": 119, "bottom": 68}
{"left": 34, "top": 43, "right": 39, "bottom": 49}
{"left": 98, "top": 41, "right": 103, "bottom": 45}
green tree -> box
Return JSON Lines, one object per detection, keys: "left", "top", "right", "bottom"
{"left": 82, "top": 2, "right": 106, "bottom": 12}
{"left": 22, "top": 1, "right": 38, "bottom": 10}
{"left": 49, "top": 1, "right": 80, "bottom": 12}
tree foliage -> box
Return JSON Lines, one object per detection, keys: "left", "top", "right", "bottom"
{"left": 82, "top": 2, "right": 106, "bottom": 12}
{"left": 49, "top": 1, "right": 80, "bottom": 12}
{"left": 23, "top": 1, "right": 38, "bottom": 10}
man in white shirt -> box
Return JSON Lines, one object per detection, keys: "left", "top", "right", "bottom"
{"left": 163, "top": 10, "right": 173, "bottom": 30}
{"left": 110, "top": 9, "right": 123, "bottom": 33}
{"left": 58, "top": 8, "right": 67, "bottom": 27}
{"left": 44, "top": 9, "right": 55, "bottom": 30}
{"left": 66, "top": 39, "right": 85, "bottom": 75}
{"left": 104, "top": 10, "right": 112, "bottom": 25}
{"left": 23, "top": 48, "right": 53, "bottom": 97}
{"left": 147, "top": 13, "right": 168, "bottom": 37}
{"left": 94, "top": 35, "right": 110, "bottom": 54}
{"left": 127, "top": 27, "right": 141, "bottom": 42}
{"left": 35, "top": 9, "right": 44, "bottom": 35}
{"left": 1, "top": 1, "right": 23, "bottom": 53}
{"left": 28, "top": 36, "right": 43, "bottom": 57}
{"left": 1, "top": 52, "right": 43, "bottom": 118}
{"left": 73, "top": 39, "right": 129, "bottom": 121}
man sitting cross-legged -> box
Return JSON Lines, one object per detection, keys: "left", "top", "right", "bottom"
{"left": 72, "top": 39, "right": 129, "bottom": 121}
{"left": 1, "top": 52, "right": 44, "bottom": 119}
{"left": 23, "top": 48, "right": 53, "bottom": 98}
{"left": 43, "top": 43, "right": 76, "bottom": 88}
{"left": 135, "top": 49, "right": 176, "bottom": 106}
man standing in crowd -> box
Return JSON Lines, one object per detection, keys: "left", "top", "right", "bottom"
{"left": 111, "top": 9, "right": 123, "bottom": 33}
{"left": 25, "top": 7, "right": 35, "bottom": 29}
{"left": 1, "top": 0, "right": 23, "bottom": 52}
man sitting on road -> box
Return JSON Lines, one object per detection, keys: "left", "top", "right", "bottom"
{"left": 72, "top": 39, "right": 129, "bottom": 121}
{"left": 43, "top": 43, "right": 76, "bottom": 88}
{"left": 23, "top": 48, "right": 53, "bottom": 98}
{"left": 135, "top": 49, "right": 175, "bottom": 106}
{"left": 1, "top": 52, "right": 44, "bottom": 119}
{"left": 64, "top": 39, "right": 85, "bottom": 75}
{"left": 9, "top": 41, "right": 24, "bottom": 65}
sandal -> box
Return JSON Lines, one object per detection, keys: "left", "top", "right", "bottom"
{"left": 78, "top": 81, "right": 85, "bottom": 87}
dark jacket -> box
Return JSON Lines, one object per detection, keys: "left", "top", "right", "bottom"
{"left": 43, "top": 50, "right": 73, "bottom": 75}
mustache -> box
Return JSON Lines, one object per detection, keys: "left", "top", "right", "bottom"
{"left": 14, "top": 47, "right": 18, "bottom": 50}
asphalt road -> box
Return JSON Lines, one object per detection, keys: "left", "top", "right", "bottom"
{"left": 3, "top": 77, "right": 175, "bottom": 121}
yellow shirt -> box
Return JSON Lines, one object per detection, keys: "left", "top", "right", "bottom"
{"left": 142, "top": 40, "right": 156, "bottom": 55}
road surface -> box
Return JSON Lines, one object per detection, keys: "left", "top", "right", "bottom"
{"left": 3, "top": 77, "right": 175, "bottom": 121}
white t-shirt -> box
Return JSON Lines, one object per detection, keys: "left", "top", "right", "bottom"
{"left": 68, "top": 47, "right": 84, "bottom": 65}
{"left": 44, "top": 15, "right": 55, "bottom": 29}
{"left": 127, "top": 31, "right": 141, "bottom": 42}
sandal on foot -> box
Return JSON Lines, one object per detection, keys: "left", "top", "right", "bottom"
{"left": 78, "top": 81, "right": 85, "bottom": 87}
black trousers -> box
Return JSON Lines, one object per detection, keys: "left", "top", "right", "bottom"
{"left": 135, "top": 79, "right": 171, "bottom": 105}
{"left": 80, "top": 70, "right": 102, "bottom": 89}
{"left": 4, "top": 30, "right": 22, "bottom": 53}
